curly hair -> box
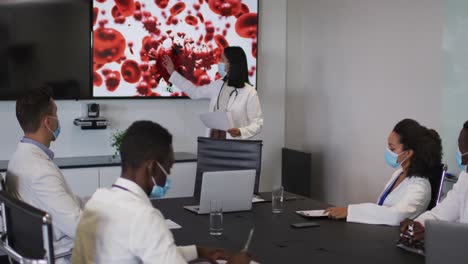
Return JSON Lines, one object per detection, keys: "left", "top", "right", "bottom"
{"left": 393, "top": 119, "right": 442, "bottom": 179}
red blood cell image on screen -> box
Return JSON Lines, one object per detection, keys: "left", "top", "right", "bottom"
{"left": 185, "top": 15, "right": 198, "bottom": 26}
{"left": 204, "top": 21, "right": 215, "bottom": 42}
{"left": 93, "top": 72, "right": 103, "bottom": 86}
{"left": 214, "top": 34, "right": 229, "bottom": 48}
{"left": 133, "top": 10, "right": 142, "bottom": 20}
{"left": 142, "top": 16, "right": 159, "bottom": 34}
{"left": 115, "top": 0, "right": 136, "bottom": 17}
{"left": 252, "top": 39, "right": 257, "bottom": 58}
{"left": 208, "top": 0, "right": 241, "bottom": 17}
{"left": 121, "top": 60, "right": 141, "bottom": 83}
{"left": 170, "top": 2, "right": 186, "bottom": 16}
{"left": 235, "top": 3, "right": 249, "bottom": 18}
{"left": 93, "top": 0, "right": 257, "bottom": 96}
{"left": 235, "top": 13, "right": 257, "bottom": 38}
{"left": 136, "top": 81, "right": 150, "bottom": 95}
{"left": 111, "top": 5, "right": 121, "bottom": 18}
{"left": 196, "top": 12, "right": 205, "bottom": 23}
{"left": 105, "top": 71, "right": 121, "bottom": 91}
{"left": 93, "top": 27, "right": 126, "bottom": 64}
{"left": 155, "top": 0, "right": 170, "bottom": 9}
{"left": 93, "top": 7, "right": 99, "bottom": 26}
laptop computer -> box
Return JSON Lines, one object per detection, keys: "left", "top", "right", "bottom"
{"left": 425, "top": 220, "right": 468, "bottom": 264}
{"left": 184, "top": 170, "right": 256, "bottom": 214}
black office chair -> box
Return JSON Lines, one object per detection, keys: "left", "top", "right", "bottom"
{"left": 0, "top": 173, "right": 5, "bottom": 191}
{"left": 0, "top": 190, "right": 57, "bottom": 264}
{"left": 427, "top": 164, "right": 448, "bottom": 210}
{"left": 195, "top": 137, "right": 263, "bottom": 197}
{"left": 281, "top": 148, "right": 311, "bottom": 197}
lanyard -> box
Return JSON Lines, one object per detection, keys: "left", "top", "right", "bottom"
{"left": 377, "top": 175, "right": 400, "bottom": 206}
{"left": 112, "top": 184, "right": 131, "bottom": 193}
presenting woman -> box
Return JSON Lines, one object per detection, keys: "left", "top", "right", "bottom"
{"left": 325, "top": 119, "right": 443, "bottom": 226}
{"left": 161, "top": 46, "right": 263, "bottom": 140}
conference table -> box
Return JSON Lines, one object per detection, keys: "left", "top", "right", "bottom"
{"left": 153, "top": 193, "right": 424, "bottom": 264}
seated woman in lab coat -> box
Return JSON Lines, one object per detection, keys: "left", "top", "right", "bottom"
{"left": 399, "top": 120, "right": 468, "bottom": 242}
{"left": 325, "top": 119, "right": 442, "bottom": 226}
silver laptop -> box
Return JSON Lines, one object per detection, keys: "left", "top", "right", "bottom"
{"left": 184, "top": 170, "right": 256, "bottom": 214}
{"left": 425, "top": 220, "right": 468, "bottom": 264}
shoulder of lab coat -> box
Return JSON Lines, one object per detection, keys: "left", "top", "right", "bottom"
{"left": 6, "top": 142, "right": 82, "bottom": 239}
{"left": 416, "top": 171, "right": 468, "bottom": 226}
{"left": 237, "top": 84, "right": 263, "bottom": 139}
{"left": 347, "top": 169, "right": 431, "bottom": 226}
{"left": 169, "top": 71, "right": 223, "bottom": 99}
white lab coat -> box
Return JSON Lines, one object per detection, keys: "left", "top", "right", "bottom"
{"left": 416, "top": 171, "right": 468, "bottom": 225}
{"left": 169, "top": 71, "right": 263, "bottom": 139}
{"left": 347, "top": 168, "right": 431, "bottom": 226}
{"left": 71, "top": 178, "right": 197, "bottom": 264}
{"left": 6, "top": 142, "right": 83, "bottom": 263}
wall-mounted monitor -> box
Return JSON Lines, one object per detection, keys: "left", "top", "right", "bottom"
{"left": 0, "top": 0, "right": 91, "bottom": 100}
{"left": 92, "top": 0, "right": 258, "bottom": 98}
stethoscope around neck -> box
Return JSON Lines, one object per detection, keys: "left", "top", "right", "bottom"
{"left": 216, "top": 81, "right": 239, "bottom": 110}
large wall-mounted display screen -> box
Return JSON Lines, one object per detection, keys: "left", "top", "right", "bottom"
{"left": 93, "top": 0, "right": 258, "bottom": 98}
{"left": 0, "top": 0, "right": 90, "bottom": 100}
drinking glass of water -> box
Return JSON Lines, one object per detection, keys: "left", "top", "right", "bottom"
{"left": 210, "top": 200, "right": 223, "bottom": 235}
{"left": 272, "top": 186, "right": 284, "bottom": 213}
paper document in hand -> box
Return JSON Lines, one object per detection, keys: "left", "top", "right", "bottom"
{"left": 199, "top": 111, "right": 234, "bottom": 131}
{"left": 296, "top": 210, "right": 329, "bottom": 218}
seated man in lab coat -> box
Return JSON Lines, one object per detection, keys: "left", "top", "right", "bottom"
{"left": 325, "top": 119, "right": 442, "bottom": 226}
{"left": 400, "top": 121, "right": 468, "bottom": 242}
{"left": 5, "top": 86, "right": 83, "bottom": 263}
{"left": 71, "top": 120, "right": 252, "bottom": 264}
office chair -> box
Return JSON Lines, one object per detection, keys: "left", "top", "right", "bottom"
{"left": 0, "top": 191, "right": 70, "bottom": 264}
{"left": 195, "top": 137, "right": 263, "bottom": 197}
{"left": 281, "top": 148, "right": 311, "bottom": 197}
{"left": 0, "top": 173, "right": 4, "bottom": 191}
{"left": 427, "top": 164, "right": 448, "bottom": 210}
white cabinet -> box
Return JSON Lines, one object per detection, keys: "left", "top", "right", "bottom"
{"left": 99, "top": 167, "right": 121, "bottom": 188}
{"left": 164, "top": 162, "right": 197, "bottom": 198}
{"left": 61, "top": 168, "right": 99, "bottom": 198}
{"left": 61, "top": 162, "right": 196, "bottom": 199}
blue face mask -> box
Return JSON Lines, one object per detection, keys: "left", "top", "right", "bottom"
{"left": 385, "top": 148, "right": 407, "bottom": 168}
{"left": 218, "top": 62, "right": 227, "bottom": 77}
{"left": 150, "top": 162, "right": 171, "bottom": 198}
{"left": 456, "top": 149, "right": 468, "bottom": 172}
{"left": 47, "top": 116, "right": 61, "bottom": 140}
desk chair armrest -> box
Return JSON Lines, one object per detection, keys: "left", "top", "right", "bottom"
{"left": 0, "top": 241, "right": 48, "bottom": 264}
{"left": 55, "top": 250, "right": 72, "bottom": 260}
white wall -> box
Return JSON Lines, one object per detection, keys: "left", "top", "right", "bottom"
{"left": 442, "top": 0, "right": 468, "bottom": 173}
{"left": 286, "top": 0, "right": 443, "bottom": 205}
{"left": 0, "top": 0, "right": 287, "bottom": 192}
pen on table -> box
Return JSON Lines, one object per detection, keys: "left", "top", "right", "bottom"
{"left": 243, "top": 228, "right": 254, "bottom": 252}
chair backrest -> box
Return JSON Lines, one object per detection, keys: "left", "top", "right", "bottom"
{"left": 0, "top": 190, "right": 54, "bottom": 264}
{"left": 427, "top": 164, "right": 447, "bottom": 210}
{"left": 281, "top": 148, "right": 311, "bottom": 197}
{"left": 195, "top": 137, "right": 263, "bottom": 197}
{"left": 0, "top": 173, "right": 5, "bottom": 191}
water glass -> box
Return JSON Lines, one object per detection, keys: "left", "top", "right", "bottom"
{"left": 272, "top": 186, "right": 284, "bottom": 213}
{"left": 210, "top": 200, "right": 223, "bottom": 235}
